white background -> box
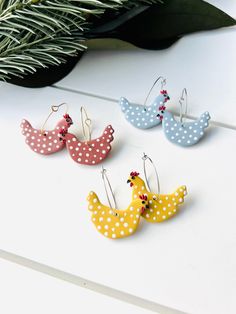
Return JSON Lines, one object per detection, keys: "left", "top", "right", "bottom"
{"left": 0, "top": 1, "right": 235, "bottom": 314}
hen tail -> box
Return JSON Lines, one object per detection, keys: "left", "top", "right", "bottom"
{"left": 119, "top": 97, "right": 130, "bottom": 112}
{"left": 103, "top": 125, "right": 114, "bottom": 143}
{"left": 175, "top": 186, "right": 187, "bottom": 204}
{"left": 87, "top": 191, "right": 102, "bottom": 210}
{"left": 199, "top": 112, "right": 211, "bottom": 129}
{"left": 20, "top": 119, "right": 33, "bottom": 136}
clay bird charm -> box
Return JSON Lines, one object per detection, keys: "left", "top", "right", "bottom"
{"left": 87, "top": 192, "right": 149, "bottom": 239}
{"left": 158, "top": 108, "right": 211, "bottom": 147}
{"left": 21, "top": 114, "right": 73, "bottom": 155}
{"left": 119, "top": 90, "right": 170, "bottom": 129}
{"left": 63, "top": 125, "right": 114, "bottom": 165}
{"left": 127, "top": 172, "right": 187, "bottom": 223}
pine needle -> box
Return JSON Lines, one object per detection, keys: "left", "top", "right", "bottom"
{"left": 0, "top": 0, "right": 161, "bottom": 81}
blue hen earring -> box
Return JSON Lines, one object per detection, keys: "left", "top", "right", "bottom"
{"left": 119, "top": 76, "right": 170, "bottom": 129}
{"left": 161, "top": 88, "right": 211, "bottom": 147}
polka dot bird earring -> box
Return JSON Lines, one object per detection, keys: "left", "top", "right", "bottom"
{"left": 21, "top": 103, "right": 73, "bottom": 155}
{"left": 64, "top": 107, "right": 115, "bottom": 165}
{"left": 87, "top": 168, "right": 148, "bottom": 239}
{"left": 127, "top": 153, "right": 188, "bottom": 223}
{"left": 161, "top": 88, "right": 211, "bottom": 147}
{"left": 119, "top": 76, "right": 170, "bottom": 129}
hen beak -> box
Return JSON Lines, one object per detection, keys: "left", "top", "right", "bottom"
{"left": 127, "top": 179, "right": 133, "bottom": 187}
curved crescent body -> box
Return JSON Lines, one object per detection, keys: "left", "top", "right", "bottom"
{"left": 119, "top": 91, "right": 170, "bottom": 129}
{"left": 21, "top": 118, "right": 71, "bottom": 155}
{"left": 87, "top": 192, "right": 146, "bottom": 239}
{"left": 162, "top": 111, "right": 211, "bottom": 147}
{"left": 64, "top": 125, "right": 114, "bottom": 165}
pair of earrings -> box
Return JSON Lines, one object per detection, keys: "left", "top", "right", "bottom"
{"left": 21, "top": 103, "right": 115, "bottom": 165}
{"left": 87, "top": 154, "right": 188, "bottom": 239}
{"left": 119, "top": 77, "right": 211, "bottom": 147}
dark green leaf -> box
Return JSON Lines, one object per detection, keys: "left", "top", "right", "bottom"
{"left": 89, "top": 0, "right": 236, "bottom": 49}
{"left": 8, "top": 53, "right": 83, "bottom": 88}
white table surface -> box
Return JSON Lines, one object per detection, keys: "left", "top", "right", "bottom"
{"left": 0, "top": 1, "right": 235, "bottom": 313}
{"left": 0, "top": 258, "right": 153, "bottom": 314}
{"left": 0, "top": 82, "right": 236, "bottom": 314}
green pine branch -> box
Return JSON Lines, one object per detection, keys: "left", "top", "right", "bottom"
{"left": 0, "top": 0, "right": 159, "bottom": 81}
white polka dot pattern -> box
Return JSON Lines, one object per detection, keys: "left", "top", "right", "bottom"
{"left": 87, "top": 192, "right": 148, "bottom": 239}
{"left": 119, "top": 90, "right": 170, "bottom": 129}
{"left": 127, "top": 173, "right": 187, "bottom": 223}
{"left": 162, "top": 111, "right": 211, "bottom": 147}
{"left": 20, "top": 117, "right": 72, "bottom": 155}
{"left": 64, "top": 125, "right": 114, "bottom": 165}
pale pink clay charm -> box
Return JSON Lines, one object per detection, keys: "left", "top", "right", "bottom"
{"left": 64, "top": 125, "right": 114, "bottom": 165}
{"left": 21, "top": 114, "right": 73, "bottom": 155}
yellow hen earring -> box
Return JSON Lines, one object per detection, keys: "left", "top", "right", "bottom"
{"left": 87, "top": 168, "right": 149, "bottom": 239}
{"left": 127, "top": 153, "right": 188, "bottom": 223}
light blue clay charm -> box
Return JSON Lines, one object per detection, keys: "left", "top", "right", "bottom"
{"left": 119, "top": 90, "right": 170, "bottom": 129}
{"left": 119, "top": 76, "right": 170, "bottom": 129}
{"left": 160, "top": 89, "right": 211, "bottom": 147}
{"left": 162, "top": 111, "right": 211, "bottom": 147}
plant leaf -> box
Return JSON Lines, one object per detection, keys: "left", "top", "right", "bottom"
{"left": 8, "top": 52, "right": 84, "bottom": 88}
{"left": 90, "top": 0, "right": 236, "bottom": 49}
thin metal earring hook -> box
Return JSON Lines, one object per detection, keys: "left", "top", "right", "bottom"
{"left": 142, "top": 153, "right": 160, "bottom": 197}
{"left": 179, "top": 88, "right": 188, "bottom": 126}
{"left": 41, "top": 102, "right": 68, "bottom": 135}
{"left": 101, "top": 167, "right": 118, "bottom": 216}
{"left": 80, "top": 107, "right": 92, "bottom": 142}
{"left": 143, "top": 76, "right": 166, "bottom": 109}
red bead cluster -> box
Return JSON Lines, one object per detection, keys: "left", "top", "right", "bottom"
{"left": 59, "top": 128, "right": 67, "bottom": 136}
{"left": 160, "top": 90, "right": 170, "bottom": 103}
{"left": 130, "top": 171, "right": 140, "bottom": 177}
{"left": 139, "top": 194, "right": 148, "bottom": 201}
{"left": 63, "top": 114, "right": 73, "bottom": 126}
{"left": 59, "top": 128, "right": 68, "bottom": 142}
{"left": 160, "top": 90, "right": 168, "bottom": 95}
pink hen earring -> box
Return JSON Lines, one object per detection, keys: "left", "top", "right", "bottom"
{"left": 63, "top": 107, "right": 115, "bottom": 165}
{"left": 21, "top": 103, "right": 73, "bottom": 155}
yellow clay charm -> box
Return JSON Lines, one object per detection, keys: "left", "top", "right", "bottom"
{"left": 87, "top": 192, "right": 149, "bottom": 239}
{"left": 127, "top": 172, "right": 187, "bottom": 223}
